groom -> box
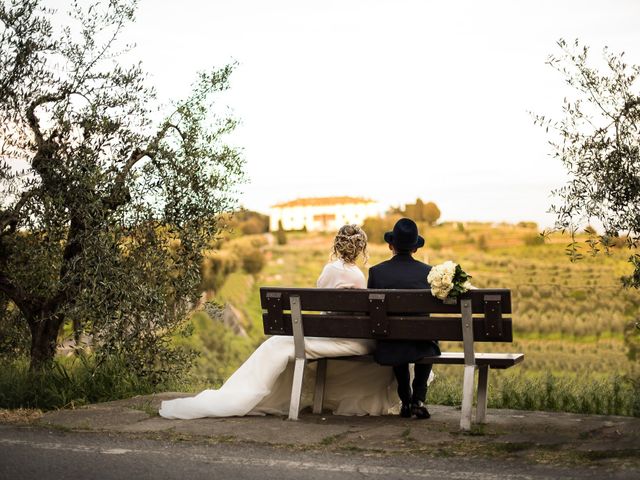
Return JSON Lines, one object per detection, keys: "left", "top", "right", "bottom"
{"left": 367, "top": 218, "right": 440, "bottom": 419}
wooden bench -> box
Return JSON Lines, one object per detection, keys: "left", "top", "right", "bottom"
{"left": 259, "top": 287, "right": 524, "bottom": 431}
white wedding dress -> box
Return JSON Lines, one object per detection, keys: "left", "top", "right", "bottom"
{"left": 159, "top": 260, "right": 401, "bottom": 419}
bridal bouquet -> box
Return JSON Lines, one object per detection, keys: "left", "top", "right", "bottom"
{"left": 427, "top": 261, "right": 473, "bottom": 301}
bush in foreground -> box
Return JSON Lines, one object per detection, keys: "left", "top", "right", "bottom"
{"left": 0, "top": 355, "right": 191, "bottom": 410}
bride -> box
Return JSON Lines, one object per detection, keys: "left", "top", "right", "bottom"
{"left": 159, "top": 224, "right": 400, "bottom": 419}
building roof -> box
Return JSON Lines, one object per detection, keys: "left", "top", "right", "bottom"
{"left": 271, "top": 196, "right": 376, "bottom": 208}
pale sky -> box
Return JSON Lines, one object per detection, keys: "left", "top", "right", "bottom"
{"left": 49, "top": 0, "right": 640, "bottom": 227}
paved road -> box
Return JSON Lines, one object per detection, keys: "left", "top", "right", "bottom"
{"left": 0, "top": 425, "right": 634, "bottom": 480}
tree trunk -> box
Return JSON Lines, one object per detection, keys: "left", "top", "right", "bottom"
{"left": 28, "top": 313, "right": 63, "bottom": 370}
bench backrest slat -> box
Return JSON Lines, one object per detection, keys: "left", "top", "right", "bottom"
{"left": 259, "top": 288, "right": 511, "bottom": 314}
{"left": 262, "top": 313, "right": 513, "bottom": 342}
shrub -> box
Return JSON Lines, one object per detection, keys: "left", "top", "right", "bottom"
{"left": 524, "top": 233, "right": 545, "bottom": 246}
{"left": 240, "top": 217, "right": 268, "bottom": 235}
{"left": 242, "top": 249, "right": 266, "bottom": 274}
{"left": 202, "top": 250, "right": 240, "bottom": 291}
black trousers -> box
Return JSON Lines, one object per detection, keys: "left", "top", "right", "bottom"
{"left": 392, "top": 363, "right": 432, "bottom": 404}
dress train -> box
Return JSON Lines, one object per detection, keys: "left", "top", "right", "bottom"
{"left": 159, "top": 335, "right": 402, "bottom": 419}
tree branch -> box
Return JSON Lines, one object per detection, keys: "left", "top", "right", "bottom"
{"left": 25, "top": 93, "right": 68, "bottom": 147}
{"left": 43, "top": 215, "right": 85, "bottom": 316}
{"left": 103, "top": 120, "right": 182, "bottom": 211}
{"left": 0, "top": 187, "right": 39, "bottom": 236}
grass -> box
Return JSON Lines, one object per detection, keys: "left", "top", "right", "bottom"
{"left": 0, "top": 355, "right": 188, "bottom": 411}
{"left": 428, "top": 369, "right": 637, "bottom": 416}
{"left": 129, "top": 399, "right": 159, "bottom": 417}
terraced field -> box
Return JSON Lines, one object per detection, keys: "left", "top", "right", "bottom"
{"left": 193, "top": 223, "right": 640, "bottom": 416}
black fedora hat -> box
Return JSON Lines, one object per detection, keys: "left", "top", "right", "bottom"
{"left": 384, "top": 218, "right": 425, "bottom": 250}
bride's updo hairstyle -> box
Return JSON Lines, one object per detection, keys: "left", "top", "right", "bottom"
{"left": 332, "top": 224, "right": 369, "bottom": 264}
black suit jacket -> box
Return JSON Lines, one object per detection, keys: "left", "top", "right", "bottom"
{"left": 368, "top": 253, "right": 431, "bottom": 289}
{"left": 367, "top": 253, "right": 441, "bottom": 365}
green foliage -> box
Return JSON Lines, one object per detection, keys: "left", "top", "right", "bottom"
{"left": 0, "top": 0, "right": 244, "bottom": 376}
{"left": 201, "top": 235, "right": 266, "bottom": 290}
{"left": 624, "top": 321, "right": 640, "bottom": 362}
{"left": 429, "top": 370, "right": 635, "bottom": 417}
{"left": 239, "top": 210, "right": 270, "bottom": 235}
{"left": 201, "top": 249, "right": 241, "bottom": 291}
{"left": 227, "top": 235, "right": 267, "bottom": 275}
{"left": 220, "top": 209, "right": 270, "bottom": 237}
{"left": 0, "top": 354, "right": 189, "bottom": 410}
{"left": 447, "top": 264, "right": 472, "bottom": 298}
{"left": 175, "top": 310, "right": 253, "bottom": 386}
{"left": 0, "top": 301, "right": 29, "bottom": 357}
{"left": 534, "top": 39, "right": 640, "bottom": 288}
{"left": 242, "top": 249, "right": 266, "bottom": 274}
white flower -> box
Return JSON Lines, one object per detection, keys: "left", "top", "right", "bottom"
{"left": 428, "top": 261, "right": 471, "bottom": 301}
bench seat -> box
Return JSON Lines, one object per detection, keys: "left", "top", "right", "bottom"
{"left": 314, "top": 352, "right": 524, "bottom": 369}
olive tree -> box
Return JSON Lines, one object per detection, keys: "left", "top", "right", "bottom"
{"left": 0, "top": 0, "right": 244, "bottom": 376}
{"left": 535, "top": 40, "right": 640, "bottom": 400}
{"left": 534, "top": 39, "right": 640, "bottom": 289}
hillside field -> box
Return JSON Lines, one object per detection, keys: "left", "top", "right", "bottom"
{"left": 192, "top": 222, "right": 640, "bottom": 416}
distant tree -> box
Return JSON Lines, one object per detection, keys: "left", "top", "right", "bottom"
{"left": 232, "top": 209, "right": 269, "bottom": 235}
{"left": 423, "top": 201, "right": 441, "bottom": 226}
{"left": 410, "top": 198, "right": 425, "bottom": 221}
{"left": 534, "top": 39, "right": 639, "bottom": 288}
{"left": 403, "top": 198, "right": 440, "bottom": 225}
{"left": 276, "top": 220, "right": 287, "bottom": 245}
{"left": 0, "top": 0, "right": 244, "bottom": 375}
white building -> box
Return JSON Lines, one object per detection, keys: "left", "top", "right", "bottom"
{"left": 269, "top": 196, "right": 380, "bottom": 232}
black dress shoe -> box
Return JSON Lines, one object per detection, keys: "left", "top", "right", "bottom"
{"left": 411, "top": 401, "right": 431, "bottom": 419}
{"left": 400, "top": 403, "right": 412, "bottom": 418}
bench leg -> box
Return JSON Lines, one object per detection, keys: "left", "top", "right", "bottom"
{"left": 460, "top": 365, "right": 475, "bottom": 432}
{"left": 288, "top": 357, "right": 307, "bottom": 421}
{"left": 312, "top": 358, "right": 327, "bottom": 414}
{"left": 476, "top": 365, "right": 489, "bottom": 424}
